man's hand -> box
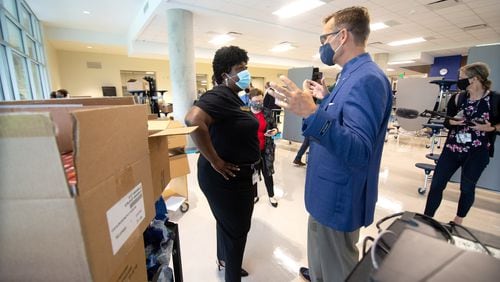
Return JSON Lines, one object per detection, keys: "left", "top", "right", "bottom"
{"left": 211, "top": 158, "right": 240, "bottom": 180}
{"left": 304, "top": 78, "right": 328, "bottom": 100}
{"left": 269, "top": 75, "right": 318, "bottom": 118}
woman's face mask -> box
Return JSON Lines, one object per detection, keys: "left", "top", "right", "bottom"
{"left": 457, "top": 78, "right": 470, "bottom": 90}
{"left": 227, "top": 70, "right": 252, "bottom": 90}
{"left": 249, "top": 101, "right": 263, "bottom": 111}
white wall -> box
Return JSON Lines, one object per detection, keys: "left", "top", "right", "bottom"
{"left": 54, "top": 50, "right": 286, "bottom": 101}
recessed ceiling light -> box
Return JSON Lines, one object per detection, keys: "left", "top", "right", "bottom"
{"left": 209, "top": 34, "right": 235, "bottom": 45}
{"left": 387, "top": 60, "right": 415, "bottom": 65}
{"left": 387, "top": 37, "right": 426, "bottom": 46}
{"left": 86, "top": 46, "right": 93, "bottom": 49}
{"left": 370, "top": 22, "right": 389, "bottom": 31}
{"left": 270, "top": 42, "right": 295, "bottom": 53}
{"left": 272, "top": 0, "right": 325, "bottom": 19}
{"left": 83, "top": 11, "right": 91, "bottom": 15}
{"left": 386, "top": 68, "right": 395, "bottom": 71}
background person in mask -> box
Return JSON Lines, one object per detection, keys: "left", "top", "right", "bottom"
{"left": 424, "top": 62, "right": 500, "bottom": 225}
{"left": 263, "top": 81, "right": 283, "bottom": 123}
{"left": 185, "top": 45, "right": 260, "bottom": 282}
{"left": 248, "top": 88, "right": 279, "bottom": 207}
{"left": 269, "top": 7, "right": 392, "bottom": 282}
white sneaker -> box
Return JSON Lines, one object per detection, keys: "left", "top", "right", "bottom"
{"left": 269, "top": 197, "right": 278, "bottom": 207}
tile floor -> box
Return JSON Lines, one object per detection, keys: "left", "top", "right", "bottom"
{"left": 168, "top": 134, "right": 500, "bottom": 282}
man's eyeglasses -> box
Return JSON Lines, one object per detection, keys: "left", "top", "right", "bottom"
{"left": 319, "top": 30, "right": 340, "bottom": 45}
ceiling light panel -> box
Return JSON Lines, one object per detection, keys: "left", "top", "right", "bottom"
{"left": 271, "top": 42, "right": 296, "bottom": 53}
{"left": 272, "top": 0, "right": 325, "bottom": 19}
{"left": 387, "top": 37, "right": 426, "bottom": 46}
{"left": 387, "top": 60, "right": 416, "bottom": 65}
{"left": 209, "top": 34, "right": 235, "bottom": 45}
{"left": 371, "top": 22, "right": 389, "bottom": 31}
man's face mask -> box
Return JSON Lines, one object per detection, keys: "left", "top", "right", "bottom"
{"left": 319, "top": 30, "right": 343, "bottom": 66}
{"left": 227, "top": 70, "right": 252, "bottom": 90}
{"left": 457, "top": 78, "right": 470, "bottom": 90}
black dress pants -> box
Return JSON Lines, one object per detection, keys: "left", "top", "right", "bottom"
{"left": 254, "top": 150, "right": 274, "bottom": 197}
{"left": 198, "top": 157, "right": 255, "bottom": 282}
{"left": 424, "top": 148, "right": 489, "bottom": 218}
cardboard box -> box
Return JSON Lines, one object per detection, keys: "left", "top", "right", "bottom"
{"left": 147, "top": 119, "right": 196, "bottom": 199}
{"left": 148, "top": 135, "right": 171, "bottom": 199}
{"left": 160, "top": 103, "right": 173, "bottom": 113}
{"left": 162, "top": 175, "right": 188, "bottom": 211}
{"left": 0, "top": 105, "right": 154, "bottom": 281}
{"left": 169, "top": 154, "right": 190, "bottom": 179}
{"left": 0, "top": 96, "right": 135, "bottom": 106}
{"left": 109, "top": 237, "right": 147, "bottom": 282}
{"left": 126, "top": 80, "right": 149, "bottom": 92}
{"left": 0, "top": 97, "right": 136, "bottom": 153}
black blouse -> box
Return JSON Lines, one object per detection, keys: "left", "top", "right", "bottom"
{"left": 195, "top": 85, "right": 260, "bottom": 164}
{"left": 445, "top": 91, "right": 500, "bottom": 157}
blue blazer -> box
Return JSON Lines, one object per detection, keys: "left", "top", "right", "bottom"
{"left": 303, "top": 53, "right": 392, "bottom": 232}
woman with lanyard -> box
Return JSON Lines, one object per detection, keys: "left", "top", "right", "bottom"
{"left": 185, "top": 46, "right": 260, "bottom": 281}
{"left": 424, "top": 62, "right": 500, "bottom": 225}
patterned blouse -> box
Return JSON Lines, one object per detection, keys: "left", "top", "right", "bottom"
{"left": 445, "top": 93, "right": 491, "bottom": 154}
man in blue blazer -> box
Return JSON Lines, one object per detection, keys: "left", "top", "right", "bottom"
{"left": 270, "top": 6, "right": 392, "bottom": 282}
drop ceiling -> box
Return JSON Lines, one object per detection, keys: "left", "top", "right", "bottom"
{"left": 26, "top": 0, "right": 500, "bottom": 74}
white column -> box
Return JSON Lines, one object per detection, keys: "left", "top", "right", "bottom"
{"left": 166, "top": 9, "right": 197, "bottom": 148}
{"left": 166, "top": 9, "right": 196, "bottom": 120}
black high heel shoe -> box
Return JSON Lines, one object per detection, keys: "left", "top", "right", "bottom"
{"left": 216, "top": 260, "right": 249, "bottom": 277}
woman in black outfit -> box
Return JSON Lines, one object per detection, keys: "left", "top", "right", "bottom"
{"left": 185, "top": 46, "right": 260, "bottom": 282}
{"left": 424, "top": 62, "right": 499, "bottom": 225}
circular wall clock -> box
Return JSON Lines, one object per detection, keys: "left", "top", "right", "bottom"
{"left": 439, "top": 68, "right": 448, "bottom": 76}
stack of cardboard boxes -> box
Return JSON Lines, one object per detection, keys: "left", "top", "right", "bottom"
{"left": 0, "top": 97, "right": 195, "bottom": 281}
{"left": 147, "top": 119, "right": 195, "bottom": 212}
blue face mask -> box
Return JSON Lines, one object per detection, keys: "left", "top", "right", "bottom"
{"left": 229, "top": 70, "right": 252, "bottom": 90}
{"left": 320, "top": 43, "right": 335, "bottom": 66}
{"left": 319, "top": 32, "right": 342, "bottom": 66}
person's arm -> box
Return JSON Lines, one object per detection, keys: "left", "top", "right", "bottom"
{"left": 303, "top": 75, "right": 389, "bottom": 167}
{"left": 444, "top": 93, "right": 464, "bottom": 130}
{"left": 185, "top": 106, "right": 239, "bottom": 180}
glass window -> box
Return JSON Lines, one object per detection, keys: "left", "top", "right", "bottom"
{"left": 12, "top": 52, "right": 31, "bottom": 100}
{"left": 30, "top": 61, "right": 42, "bottom": 99}
{"left": 20, "top": 4, "right": 32, "bottom": 35}
{"left": 3, "top": 0, "right": 18, "bottom": 20}
{"left": 6, "top": 18, "right": 23, "bottom": 51}
{"left": 32, "top": 15, "right": 41, "bottom": 41}
{"left": 25, "top": 35, "right": 36, "bottom": 59}
{"left": 0, "top": 45, "right": 11, "bottom": 100}
{"left": 0, "top": 78, "right": 4, "bottom": 100}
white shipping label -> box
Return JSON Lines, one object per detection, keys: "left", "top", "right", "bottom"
{"left": 106, "top": 183, "right": 146, "bottom": 255}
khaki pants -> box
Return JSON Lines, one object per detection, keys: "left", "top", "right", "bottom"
{"left": 307, "top": 216, "right": 360, "bottom": 282}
